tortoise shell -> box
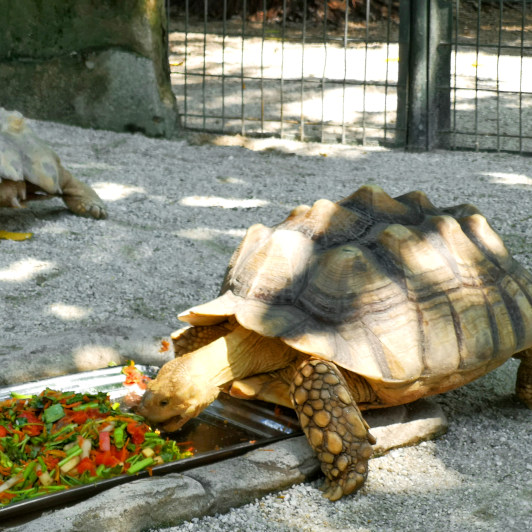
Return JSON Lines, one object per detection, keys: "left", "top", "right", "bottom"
{"left": 0, "top": 108, "right": 63, "bottom": 195}
{"left": 179, "top": 185, "right": 532, "bottom": 390}
{"left": 0, "top": 107, "right": 106, "bottom": 218}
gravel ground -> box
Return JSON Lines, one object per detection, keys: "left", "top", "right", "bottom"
{"left": 0, "top": 117, "right": 531, "bottom": 531}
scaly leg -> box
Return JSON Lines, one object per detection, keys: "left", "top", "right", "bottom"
{"left": 58, "top": 166, "right": 107, "bottom": 219}
{"left": 0, "top": 179, "right": 26, "bottom": 208}
{"left": 290, "top": 358, "right": 376, "bottom": 501}
{"left": 515, "top": 348, "right": 532, "bottom": 409}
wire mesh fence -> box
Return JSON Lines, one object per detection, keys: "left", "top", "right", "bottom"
{"left": 168, "top": 1, "right": 532, "bottom": 153}
{"left": 449, "top": 1, "right": 532, "bottom": 153}
{"left": 169, "top": 0, "right": 404, "bottom": 146}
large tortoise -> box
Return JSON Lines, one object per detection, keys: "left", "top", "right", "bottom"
{"left": 139, "top": 185, "right": 532, "bottom": 501}
{"left": 0, "top": 108, "right": 106, "bottom": 219}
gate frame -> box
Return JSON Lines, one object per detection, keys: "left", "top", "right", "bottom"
{"left": 397, "top": 0, "right": 452, "bottom": 150}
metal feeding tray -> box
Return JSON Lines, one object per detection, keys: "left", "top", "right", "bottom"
{"left": 0, "top": 365, "right": 301, "bottom": 520}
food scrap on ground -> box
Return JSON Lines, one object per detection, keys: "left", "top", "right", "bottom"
{"left": 159, "top": 340, "right": 171, "bottom": 353}
{"left": 0, "top": 385, "right": 193, "bottom": 509}
{"left": 0, "top": 230, "right": 33, "bottom": 241}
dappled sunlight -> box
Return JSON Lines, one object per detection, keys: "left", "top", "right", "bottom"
{"left": 73, "top": 344, "right": 122, "bottom": 371}
{"left": 452, "top": 51, "right": 532, "bottom": 92}
{"left": 47, "top": 302, "right": 91, "bottom": 321}
{"left": 67, "top": 161, "right": 117, "bottom": 171}
{"left": 171, "top": 31, "right": 399, "bottom": 142}
{"left": 172, "top": 33, "right": 399, "bottom": 82}
{"left": 180, "top": 195, "right": 269, "bottom": 209}
{"left": 281, "top": 85, "right": 397, "bottom": 124}
{"left": 0, "top": 258, "right": 54, "bottom": 282}
{"left": 216, "top": 176, "right": 247, "bottom": 185}
{"left": 205, "top": 132, "right": 386, "bottom": 157}
{"left": 91, "top": 182, "right": 146, "bottom": 201}
{"left": 486, "top": 172, "right": 532, "bottom": 186}
{"left": 176, "top": 226, "right": 246, "bottom": 241}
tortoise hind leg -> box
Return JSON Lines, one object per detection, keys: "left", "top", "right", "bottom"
{"left": 57, "top": 165, "right": 107, "bottom": 219}
{"left": 0, "top": 179, "right": 26, "bottom": 208}
{"left": 290, "top": 358, "right": 375, "bottom": 501}
{"left": 515, "top": 347, "right": 532, "bottom": 409}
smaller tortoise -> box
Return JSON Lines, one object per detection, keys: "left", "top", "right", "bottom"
{"left": 138, "top": 185, "right": 532, "bottom": 501}
{"left": 0, "top": 108, "right": 106, "bottom": 219}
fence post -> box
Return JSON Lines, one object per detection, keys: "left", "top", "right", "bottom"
{"left": 398, "top": 0, "right": 452, "bottom": 150}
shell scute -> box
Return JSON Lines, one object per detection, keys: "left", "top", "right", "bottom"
{"left": 460, "top": 213, "right": 512, "bottom": 271}
{"left": 299, "top": 244, "right": 397, "bottom": 320}
{"left": 280, "top": 198, "right": 367, "bottom": 247}
{"left": 429, "top": 215, "right": 502, "bottom": 285}
{"left": 394, "top": 190, "right": 440, "bottom": 215}
{"left": 338, "top": 184, "right": 411, "bottom": 222}
{"left": 377, "top": 223, "right": 460, "bottom": 295}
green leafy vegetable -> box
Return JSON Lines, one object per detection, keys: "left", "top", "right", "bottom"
{"left": 0, "top": 383, "right": 194, "bottom": 509}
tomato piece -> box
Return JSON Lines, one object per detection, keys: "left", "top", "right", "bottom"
{"left": 65, "top": 410, "right": 89, "bottom": 424}
{"left": 77, "top": 457, "right": 97, "bottom": 475}
{"left": 17, "top": 411, "right": 43, "bottom": 436}
{"left": 0, "top": 425, "right": 7, "bottom": 437}
{"left": 112, "top": 445, "right": 128, "bottom": 463}
{"left": 94, "top": 451, "right": 120, "bottom": 468}
{"left": 126, "top": 422, "right": 148, "bottom": 445}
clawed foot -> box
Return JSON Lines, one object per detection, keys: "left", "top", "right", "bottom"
{"left": 290, "top": 358, "right": 376, "bottom": 501}
{"left": 63, "top": 195, "right": 107, "bottom": 219}
{"left": 59, "top": 168, "right": 107, "bottom": 219}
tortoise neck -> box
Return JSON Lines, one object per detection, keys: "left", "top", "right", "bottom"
{"left": 184, "top": 325, "right": 297, "bottom": 388}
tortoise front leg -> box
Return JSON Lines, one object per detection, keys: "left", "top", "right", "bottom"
{"left": 515, "top": 347, "right": 532, "bottom": 409}
{"left": 290, "top": 359, "right": 376, "bottom": 501}
{"left": 58, "top": 166, "right": 107, "bottom": 219}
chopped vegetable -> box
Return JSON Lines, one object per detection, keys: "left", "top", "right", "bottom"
{"left": 0, "top": 383, "right": 193, "bottom": 508}
{"left": 99, "top": 430, "right": 111, "bottom": 452}
{"left": 43, "top": 403, "right": 65, "bottom": 424}
{"left": 127, "top": 457, "right": 154, "bottom": 475}
{"left": 121, "top": 361, "right": 151, "bottom": 390}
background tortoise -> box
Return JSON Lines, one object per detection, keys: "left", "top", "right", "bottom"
{"left": 0, "top": 108, "right": 106, "bottom": 218}
{"left": 139, "top": 185, "right": 532, "bottom": 501}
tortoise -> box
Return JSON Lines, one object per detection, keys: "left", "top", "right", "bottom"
{"left": 0, "top": 108, "right": 106, "bottom": 219}
{"left": 138, "top": 185, "right": 532, "bottom": 501}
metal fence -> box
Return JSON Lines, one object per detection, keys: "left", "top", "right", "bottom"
{"left": 449, "top": 1, "right": 532, "bottom": 153}
{"left": 168, "top": 1, "right": 532, "bottom": 154}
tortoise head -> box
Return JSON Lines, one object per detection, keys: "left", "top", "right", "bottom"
{"left": 137, "top": 357, "right": 220, "bottom": 432}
